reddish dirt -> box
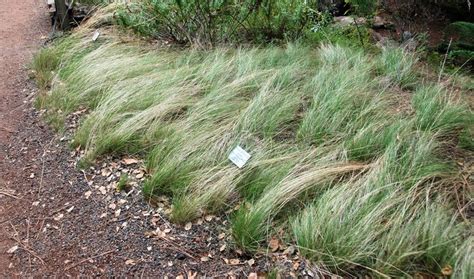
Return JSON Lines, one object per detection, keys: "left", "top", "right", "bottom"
{"left": 0, "top": 2, "right": 313, "bottom": 278}
{"left": 0, "top": 0, "right": 50, "bottom": 273}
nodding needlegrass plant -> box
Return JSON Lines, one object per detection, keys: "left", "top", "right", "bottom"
{"left": 378, "top": 46, "right": 418, "bottom": 88}
{"left": 413, "top": 85, "right": 471, "bottom": 135}
{"left": 292, "top": 132, "right": 469, "bottom": 277}
{"left": 38, "top": 17, "right": 473, "bottom": 277}
{"left": 32, "top": 47, "right": 61, "bottom": 90}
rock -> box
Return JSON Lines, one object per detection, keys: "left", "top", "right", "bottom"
{"left": 402, "top": 31, "right": 413, "bottom": 42}
{"left": 334, "top": 16, "right": 367, "bottom": 27}
{"left": 372, "top": 16, "right": 394, "bottom": 29}
{"left": 372, "top": 30, "right": 399, "bottom": 48}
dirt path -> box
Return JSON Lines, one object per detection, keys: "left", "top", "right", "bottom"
{"left": 0, "top": 0, "right": 49, "bottom": 273}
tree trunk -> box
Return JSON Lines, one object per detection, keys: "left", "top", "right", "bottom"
{"left": 54, "top": 0, "right": 71, "bottom": 30}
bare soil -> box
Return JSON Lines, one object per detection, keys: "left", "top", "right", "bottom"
{"left": 0, "top": 0, "right": 50, "bottom": 273}
{"left": 0, "top": 2, "right": 312, "bottom": 277}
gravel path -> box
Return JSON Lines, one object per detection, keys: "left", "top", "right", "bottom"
{"left": 0, "top": 0, "right": 49, "bottom": 274}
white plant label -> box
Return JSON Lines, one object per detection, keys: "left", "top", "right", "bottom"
{"left": 92, "top": 30, "right": 100, "bottom": 41}
{"left": 228, "top": 146, "right": 251, "bottom": 168}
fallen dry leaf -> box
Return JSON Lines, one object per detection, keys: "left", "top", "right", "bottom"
{"left": 269, "top": 237, "right": 280, "bottom": 252}
{"left": 125, "top": 259, "right": 136, "bottom": 266}
{"left": 441, "top": 265, "right": 453, "bottom": 276}
{"left": 175, "top": 275, "right": 184, "bottom": 279}
{"left": 123, "top": 158, "right": 139, "bottom": 165}
{"left": 229, "top": 258, "right": 240, "bottom": 265}
{"left": 204, "top": 215, "right": 214, "bottom": 222}
{"left": 200, "top": 256, "right": 209, "bottom": 262}
{"left": 7, "top": 246, "right": 18, "bottom": 254}
{"left": 53, "top": 214, "right": 64, "bottom": 221}
{"left": 247, "top": 258, "right": 255, "bottom": 266}
{"left": 99, "top": 186, "right": 107, "bottom": 195}
{"left": 293, "top": 261, "right": 300, "bottom": 271}
{"left": 218, "top": 232, "right": 226, "bottom": 239}
{"left": 219, "top": 244, "right": 226, "bottom": 252}
{"left": 84, "top": 191, "right": 92, "bottom": 199}
{"left": 101, "top": 168, "right": 111, "bottom": 177}
{"left": 248, "top": 273, "right": 258, "bottom": 279}
{"left": 184, "top": 222, "right": 192, "bottom": 231}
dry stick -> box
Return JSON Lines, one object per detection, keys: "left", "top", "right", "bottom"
{"left": 49, "top": 197, "right": 82, "bottom": 216}
{"left": 0, "top": 190, "right": 20, "bottom": 199}
{"left": 37, "top": 138, "right": 54, "bottom": 198}
{"left": 64, "top": 250, "right": 115, "bottom": 271}
{"left": 9, "top": 222, "right": 45, "bottom": 265}
{"left": 438, "top": 38, "right": 452, "bottom": 83}
{"left": 158, "top": 236, "right": 197, "bottom": 260}
{"left": 0, "top": 126, "right": 14, "bottom": 133}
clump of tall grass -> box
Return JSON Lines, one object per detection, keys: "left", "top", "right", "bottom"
{"left": 292, "top": 133, "right": 468, "bottom": 276}
{"left": 379, "top": 46, "right": 418, "bottom": 88}
{"left": 37, "top": 15, "right": 473, "bottom": 277}
{"left": 32, "top": 47, "right": 61, "bottom": 89}
{"left": 413, "top": 85, "right": 470, "bottom": 135}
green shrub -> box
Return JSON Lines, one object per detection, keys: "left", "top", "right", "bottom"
{"left": 345, "top": 0, "right": 377, "bottom": 16}
{"left": 305, "top": 24, "right": 372, "bottom": 48}
{"left": 116, "top": 0, "right": 322, "bottom": 46}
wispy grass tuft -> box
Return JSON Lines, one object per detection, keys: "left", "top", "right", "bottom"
{"left": 32, "top": 48, "right": 61, "bottom": 90}
{"left": 413, "top": 85, "right": 470, "bottom": 135}
{"left": 379, "top": 47, "right": 418, "bottom": 88}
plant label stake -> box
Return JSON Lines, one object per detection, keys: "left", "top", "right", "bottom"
{"left": 92, "top": 30, "right": 100, "bottom": 41}
{"left": 228, "top": 146, "right": 251, "bottom": 168}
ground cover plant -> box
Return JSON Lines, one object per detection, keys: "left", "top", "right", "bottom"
{"left": 114, "top": 0, "right": 378, "bottom": 46}
{"left": 34, "top": 4, "right": 473, "bottom": 278}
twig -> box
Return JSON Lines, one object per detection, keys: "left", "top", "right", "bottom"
{"left": 0, "top": 190, "right": 20, "bottom": 199}
{"left": 162, "top": 244, "right": 197, "bottom": 260}
{"left": 49, "top": 197, "right": 82, "bottom": 215}
{"left": 64, "top": 250, "right": 115, "bottom": 271}
{"left": 9, "top": 223, "right": 45, "bottom": 265}
{"left": 0, "top": 126, "right": 14, "bottom": 133}
{"left": 438, "top": 38, "right": 452, "bottom": 83}
{"left": 37, "top": 138, "right": 54, "bottom": 198}
{"left": 159, "top": 237, "right": 197, "bottom": 260}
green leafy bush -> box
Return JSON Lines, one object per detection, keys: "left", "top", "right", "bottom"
{"left": 115, "top": 0, "right": 322, "bottom": 46}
